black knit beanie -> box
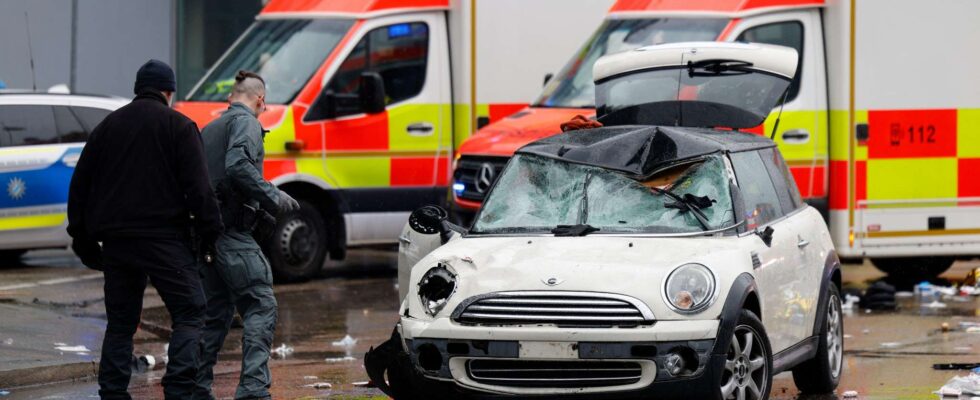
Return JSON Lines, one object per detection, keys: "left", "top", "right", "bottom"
{"left": 133, "top": 59, "right": 176, "bottom": 94}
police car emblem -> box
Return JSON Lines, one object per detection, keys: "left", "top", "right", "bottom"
{"left": 7, "top": 177, "right": 25, "bottom": 200}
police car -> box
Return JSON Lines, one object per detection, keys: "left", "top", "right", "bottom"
{"left": 0, "top": 88, "right": 127, "bottom": 263}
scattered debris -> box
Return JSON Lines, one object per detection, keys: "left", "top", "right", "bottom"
{"left": 860, "top": 281, "right": 896, "bottom": 310}
{"left": 935, "top": 372, "right": 980, "bottom": 397}
{"left": 879, "top": 342, "right": 901, "bottom": 349}
{"left": 53, "top": 342, "right": 66, "bottom": 346}
{"left": 2, "top": 338, "right": 11, "bottom": 345}
{"left": 132, "top": 355, "right": 155, "bottom": 373}
{"left": 304, "top": 382, "right": 332, "bottom": 389}
{"left": 942, "top": 322, "right": 951, "bottom": 332}
{"left": 324, "top": 356, "right": 356, "bottom": 363}
{"left": 894, "top": 291, "right": 914, "bottom": 298}
{"left": 843, "top": 334, "right": 854, "bottom": 339}
{"left": 862, "top": 329, "right": 871, "bottom": 335}
{"left": 955, "top": 346, "right": 974, "bottom": 353}
{"left": 967, "top": 327, "right": 980, "bottom": 334}
{"left": 922, "top": 300, "right": 948, "bottom": 309}
{"left": 842, "top": 390, "right": 858, "bottom": 398}
{"left": 842, "top": 294, "right": 860, "bottom": 310}
{"left": 332, "top": 335, "right": 358, "bottom": 358}
{"left": 55, "top": 345, "right": 90, "bottom": 353}
{"left": 271, "top": 344, "right": 294, "bottom": 358}
{"left": 0, "top": 389, "right": 9, "bottom": 396}
{"left": 303, "top": 376, "right": 318, "bottom": 380}
{"left": 352, "top": 381, "right": 374, "bottom": 388}
{"left": 934, "top": 363, "right": 980, "bottom": 371}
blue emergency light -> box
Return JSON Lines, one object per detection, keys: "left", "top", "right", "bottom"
{"left": 388, "top": 24, "right": 411, "bottom": 39}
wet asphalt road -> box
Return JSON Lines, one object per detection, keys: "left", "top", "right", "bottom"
{"left": 1, "top": 249, "right": 978, "bottom": 400}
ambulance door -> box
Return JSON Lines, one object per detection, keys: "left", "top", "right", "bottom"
{"left": 302, "top": 13, "right": 452, "bottom": 245}
{"left": 727, "top": 10, "right": 829, "bottom": 209}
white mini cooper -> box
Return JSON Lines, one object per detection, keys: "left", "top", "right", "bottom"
{"left": 366, "top": 42, "right": 843, "bottom": 400}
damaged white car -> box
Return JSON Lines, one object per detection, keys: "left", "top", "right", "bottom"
{"left": 366, "top": 42, "right": 843, "bottom": 400}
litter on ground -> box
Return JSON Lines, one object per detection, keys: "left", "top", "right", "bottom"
{"left": 55, "top": 345, "right": 90, "bottom": 353}
{"left": 935, "top": 373, "right": 980, "bottom": 397}
{"left": 271, "top": 343, "right": 294, "bottom": 358}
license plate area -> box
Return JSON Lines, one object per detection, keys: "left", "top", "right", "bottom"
{"left": 518, "top": 341, "right": 579, "bottom": 359}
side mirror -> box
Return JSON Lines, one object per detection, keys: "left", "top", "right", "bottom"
{"left": 757, "top": 226, "right": 774, "bottom": 247}
{"left": 409, "top": 205, "right": 463, "bottom": 244}
{"left": 312, "top": 91, "right": 338, "bottom": 120}
{"left": 543, "top": 73, "right": 554, "bottom": 87}
{"left": 360, "top": 72, "right": 386, "bottom": 114}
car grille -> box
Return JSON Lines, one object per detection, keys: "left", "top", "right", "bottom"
{"left": 452, "top": 156, "right": 509, "bottom": 202}
{"left": 467, "top": 359, "right": 643, "bottom": 388}
{"left": 453, "top": 291, "right": 655, "bottom": 327}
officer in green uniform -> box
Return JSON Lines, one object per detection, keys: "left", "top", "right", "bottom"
{"left": 193, "top": 70, "right": 299, "bottom": 400}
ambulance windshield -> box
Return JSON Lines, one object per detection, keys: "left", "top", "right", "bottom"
{"left": 188, "top": 19, "right": 354, "bottom": 104}
{"left": 535, "top": 18, "right": 729, "bottom": 108}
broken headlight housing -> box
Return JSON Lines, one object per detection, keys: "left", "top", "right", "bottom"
{"left": 664, "top": 263, "right": 716, "bottom": 314}
{"left": 418, "top": 263, "right": 457, "bottom": 316}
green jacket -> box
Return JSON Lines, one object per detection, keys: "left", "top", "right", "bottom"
{"left": 201, "top": 102, "right": 280, "bottom": 225}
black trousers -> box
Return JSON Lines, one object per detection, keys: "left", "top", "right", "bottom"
{"left": 98, "top": 238, "right": 205, "bottom": 400}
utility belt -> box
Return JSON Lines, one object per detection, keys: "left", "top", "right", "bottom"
{"left": 217, "top": 185, "right": 277, "bottom": 241}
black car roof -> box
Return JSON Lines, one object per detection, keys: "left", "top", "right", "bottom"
{"left": 516, "top": 125, "right": 775, "bottom": 178}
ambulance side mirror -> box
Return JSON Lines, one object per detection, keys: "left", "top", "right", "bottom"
{"left": 360, "top": 72, "right": 386, "bottom": 114}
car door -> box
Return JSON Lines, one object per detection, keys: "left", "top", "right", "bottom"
{"left": 301, "top": 13, "right": 452, "bottom": 245}
{"left": 0, "top": 103, "right": 75, "bottom": 236}
{"left": 727, "top": 10, "right": 829, "bottom": 204}
{"left": 731, "top": 149, "right": 809, "bottom": 354}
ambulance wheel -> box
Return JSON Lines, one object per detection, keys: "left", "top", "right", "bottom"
{"left": 0, "top": 249, "right": 26, "bottom": 266}
{"left": 266, "top": 200, "right": 328, "bottom": 282}
{"left": 871, "top": 257, "right": 953, "bottom": 279}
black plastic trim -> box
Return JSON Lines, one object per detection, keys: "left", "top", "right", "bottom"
{"left": 339, "top": 186, "right": 447, "bottom": 213}
{"left": 772, "top": 335, "right": 818, "bottom": 374}
{"left": 711, "top": 272, "right": 758, "bottom": 356}
{"left": 811, "top": 250, "right": 841, "bottom": 337}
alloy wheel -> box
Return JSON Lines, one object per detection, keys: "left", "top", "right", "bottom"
{"left": 721, "top": 325, "right": 768, "bottom": 400}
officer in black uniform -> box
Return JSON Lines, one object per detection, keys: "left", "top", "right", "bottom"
{"left": 193, "top": 70, "right": 299, "bottom": 400}
{"left": 67, "top": 59, "right": 223, "bottom": 400}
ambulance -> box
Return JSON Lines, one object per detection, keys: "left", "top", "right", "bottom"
{"left": 452, "top": 0, "right": 980, "bottom": 278}
{"left": 175, "top": 0, "right": 609, "bottom": 280}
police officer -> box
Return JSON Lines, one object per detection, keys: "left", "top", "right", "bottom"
{"left": 194, "top": 70, "right": 299, "bottom": 400}
{"left": 67, "top": 59, "right": 223, "bottom": 400}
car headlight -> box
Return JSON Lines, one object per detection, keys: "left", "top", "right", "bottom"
{"left": 418, "top": 263, "right": 457, "bottom": 316}
{"left": 664, "top": 263, "right": 716, "bottom": 314}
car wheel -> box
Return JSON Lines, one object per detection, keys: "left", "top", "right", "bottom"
{"left": 871, "top": 257, "right": 953, "bottom": 279}
{"left": 792, "top": 284, "right": 843, "bottom": 393}
{"left": 264, "top": 199, "right": 328, "bottom": 282}
{"left": 720, "top": 309, "right": 772, "bottom": 400}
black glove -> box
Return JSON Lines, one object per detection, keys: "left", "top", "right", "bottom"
{"left": 276, "top": 190, "right": 300, "bottom": 215}
{"left": 72, "top": 238, "right": 103, "bottom": 271}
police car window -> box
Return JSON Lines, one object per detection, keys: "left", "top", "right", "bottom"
{"left": 0, "top": 105, "right": 59, "bottom": 147}
{"left": 54, "top": 106, "right": 87, "bottom": 143}
{"left": 72, "top": 106, "right": 112, "bottom": 132}
{"left": 307, "top": 22, "right": 428, "bottom": 121}
{"left": 730, "top": 150, "right": 784, "bottom": 228}
{"left": 736, "top": 21, "right": 803, "bottom": 102}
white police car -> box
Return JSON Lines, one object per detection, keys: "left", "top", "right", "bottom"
{"left": 367, "top": 43, "right": 843, "bottom": 400}
{"left": 0, "top": 89, "right": 127, "bottom": 263}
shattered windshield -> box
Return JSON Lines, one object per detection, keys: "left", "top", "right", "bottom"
{"left": 534, "top": 18, "right": 728, "bottom": 108}
{"left": 471, "top": 154, "right": 735, "bottom": 235}
{"left": 187, "top": 19, "right": 354, "bottom": 104}
{"left": 596, "top": 64, "right": 792, "bottom": 129}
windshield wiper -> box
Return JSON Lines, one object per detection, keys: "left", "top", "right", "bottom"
{"left": 652, "top": 188, "right": 715, "bottom": 231}
{"left": 552, "top": 224, "right": 600, "bottom": 237}
{"left": 688, "top": 59, "right": 754, "bottom": 77}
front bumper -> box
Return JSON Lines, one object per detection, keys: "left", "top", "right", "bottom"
{"left": 367, "top": 319, "right": 724, "bottom": 399}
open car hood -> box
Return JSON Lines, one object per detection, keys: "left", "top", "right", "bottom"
{"left": 517, "top": 125, "right": 773, "bottom": 179}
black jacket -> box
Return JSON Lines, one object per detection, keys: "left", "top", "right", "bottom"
{"left": 67, "top": 89, "right": 223, "bottom": 241}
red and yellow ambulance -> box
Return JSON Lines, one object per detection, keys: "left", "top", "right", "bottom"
{"left": 453, "top": 0, "right": 980, "bottom": 278}
{"left": 175, "top": 0, "right": 608, "bottom": 280}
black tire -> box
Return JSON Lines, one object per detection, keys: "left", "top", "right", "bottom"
{"left": 719, "top": 309, "right": 773, "bottom": 400}
{"left": 0, "top": 249, "right": 27, "bottom": 266}
{"left": 792, "top": 284, "right": 843, "bottom": 393}
{"left": 264, "top": 199, "right": 328, "bottom": 282}
{"left": 871, "top": 257, "right": 953, "bottom": 279}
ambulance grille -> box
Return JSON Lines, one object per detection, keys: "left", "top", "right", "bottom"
{"left": 467, "top": 359, "right": 644, "bottom": 388}
{"left": 452, "top": 156, "right": 508, "bottom": 201}
{"left": 452, "top": 291, "right": 655, "bottom": 327}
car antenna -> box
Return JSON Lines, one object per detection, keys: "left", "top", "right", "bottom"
{"left": 769, "top": 89, "right": 790, "bottom": 140}
{"left": 24, "top": 12, "right": 37, "bottom": 92}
